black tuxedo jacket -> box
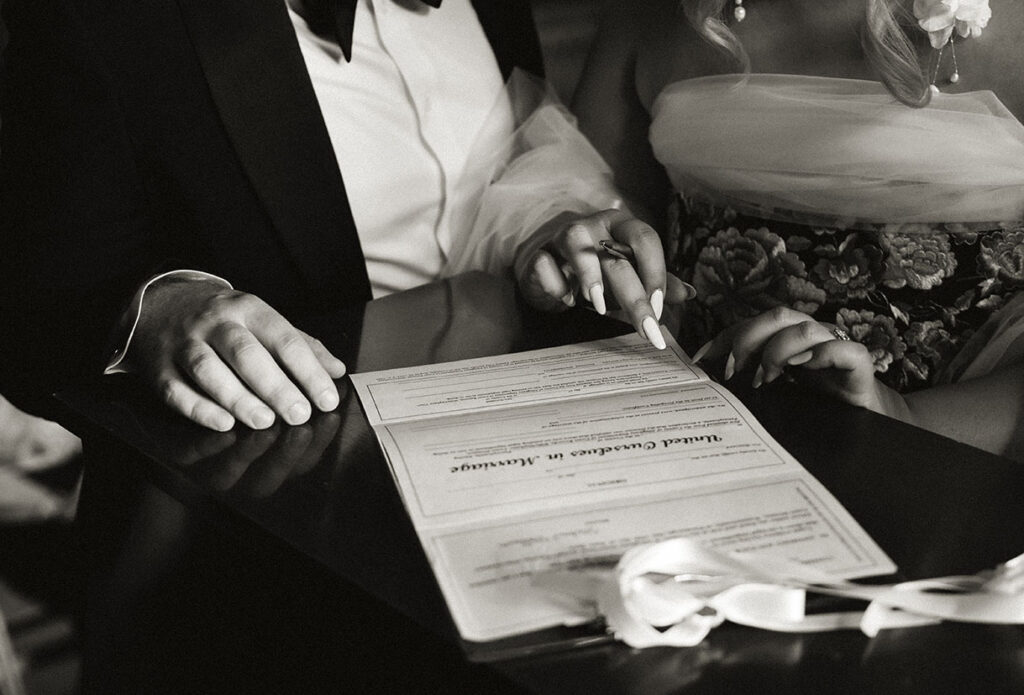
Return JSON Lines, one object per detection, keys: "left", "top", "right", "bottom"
{"left": 0, "top": 0, "right": 544, "bottom": 413}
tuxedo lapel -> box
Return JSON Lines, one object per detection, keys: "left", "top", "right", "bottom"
{"left": 174, "top": 0, "right": 371, "bottom": 306}
{"left": 471, "top": 0, "right": 545, "bottom": 81}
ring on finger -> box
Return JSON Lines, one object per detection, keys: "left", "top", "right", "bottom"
{"left": 832, "top": 327, "right": 851, "bottom": 342}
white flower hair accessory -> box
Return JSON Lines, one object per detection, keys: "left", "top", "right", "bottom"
{"left": 914, "top": 0, "right": 992, "bottom": 49}
{"left": 913, "top": 0, "right": 991, "bottom": 90}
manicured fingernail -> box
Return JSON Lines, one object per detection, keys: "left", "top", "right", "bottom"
{"left": 252, "top": 407, "right": 275, "bottom": 429}
{"left": 691, "top": 340, "right": 713, "bottom": 364}
{"left": 752, "top": 365, "right": 764, "bottom": 389}
{"left": 562, "top": 291, "right": 576, "bottom": 307}
{"left": 317, "top": 387, "right": 340, "bottom": 411}
{"left": 286, "top": 401, "right": 311, "bottom": 425}
{"left": 642, "top": 317, "right": 666, "bottom": 350}
{"left": 681, "top": 282, "right": 697, "bottom": 300}
{"left": 650, "top": 289, "right": 664, "bottom": 320}
{"left": 724, "top": 352, "right": 736, "bottom": 381}
{"left": 788, "top": 351, "right": 813, "bottom": 366}
{"left": 590, "top": 283, "right": 606, "bottom": 315}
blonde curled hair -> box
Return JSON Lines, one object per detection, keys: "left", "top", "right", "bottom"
{"left": 680, "top": 0, "right": 931, "bottom": 107}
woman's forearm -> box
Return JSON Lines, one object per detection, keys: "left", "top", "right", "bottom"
{"left": 900, "top": 364, "right": 1024, "bottom": 462}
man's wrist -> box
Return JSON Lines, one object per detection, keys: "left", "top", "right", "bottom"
{"left": 105, "top": 270, "right": 232, "bottom": 374}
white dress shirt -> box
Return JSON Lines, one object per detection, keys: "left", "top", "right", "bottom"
{"left": 288, "top": 0, "right": 513, "bottom": 297}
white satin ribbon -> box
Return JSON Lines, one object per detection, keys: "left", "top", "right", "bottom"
{"left": 534, "top": 538, "right": 1024, "bottom": 648}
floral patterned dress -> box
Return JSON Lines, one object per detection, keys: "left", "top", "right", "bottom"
{"left": 667, "top": 194, "right": 1024, "bottom": 392}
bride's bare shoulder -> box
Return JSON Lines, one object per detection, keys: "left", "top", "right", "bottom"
{"left": 629, "top": 1, "right": 741, "bottom": 110}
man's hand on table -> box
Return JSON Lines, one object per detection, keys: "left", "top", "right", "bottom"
{"left": 129, "top": 278, "right": 345, "bottom": 431}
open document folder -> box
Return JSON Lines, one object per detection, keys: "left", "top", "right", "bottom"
{"left": 349, "top": 329, "right": 894, "bottom": 644}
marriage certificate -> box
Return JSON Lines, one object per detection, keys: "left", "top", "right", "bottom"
{"left": 350, "top": 330, "right": 894, "bottom": 643}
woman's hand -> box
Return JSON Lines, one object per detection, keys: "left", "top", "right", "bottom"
{"left": 515, "top": 209, "right": 694, "bottom": 349}
{"left": 696, "top": 306, "right": 908, "bottom": 417}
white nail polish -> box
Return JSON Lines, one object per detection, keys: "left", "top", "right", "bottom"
{"left": 642, "top": 317, "right": 666, "bottom": 350}
{"left": 691, "top": 340, "right": 713, "bottom": 364}
{"left": 752, "top": 365, "right": 764, "bottom": 389}
{"left": 724, "top": 352, "right": 736, "bottom": 380}
{"left": 650, "top": 289, "right": 664, "bottom": 321}
{"left": 590, "top": 283, "right": 606, "bottom": 315}
{"left": 561, "top": 291, "right": 576, "bottom": 307}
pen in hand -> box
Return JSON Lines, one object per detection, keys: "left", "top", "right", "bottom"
{"left": 599, "top": 240, "right": 697, "bottom": 302}
{"left": 597, "top": 240, "right": 667, "bottom": 350}
{"left": 599, "top": 239, "right": 635, "bottom": 262}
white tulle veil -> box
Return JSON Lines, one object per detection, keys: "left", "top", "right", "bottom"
{"left": 650, "top": 74, "right": 1024, "bottom": 229}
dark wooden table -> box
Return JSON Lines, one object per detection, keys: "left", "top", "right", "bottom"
{"left": 57, "top": 272, "right": 1024, "bottom": 694}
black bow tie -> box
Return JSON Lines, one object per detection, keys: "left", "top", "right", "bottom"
{"left": 303, "top": 0, "right": 443, "bottom": 62}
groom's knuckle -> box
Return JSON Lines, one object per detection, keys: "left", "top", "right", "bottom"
{"left": 184, "top": 349, "right": 218, "bottom": 381}
{"left": 158, "top": 378, "right": 185, "bottom": 409}
{"left": 276, "top": 331, "right": 307, "bottom": 356}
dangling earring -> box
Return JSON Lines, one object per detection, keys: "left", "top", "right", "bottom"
{"left": 733, "top": 0, "right": 746, "bottom": 22}
{"left": 928, "top": 37, "right": 961, "bottom": 94}
{"left": 948, "top": 38, "right": 961, "bottom": 84}
{"left": 915, "top": 0, "right": 990, "bottom": 93}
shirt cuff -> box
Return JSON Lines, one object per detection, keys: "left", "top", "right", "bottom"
{"left": 104, "top": 270, "right": 232, "bottom": 375}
